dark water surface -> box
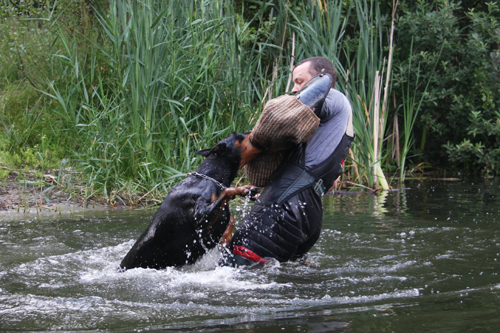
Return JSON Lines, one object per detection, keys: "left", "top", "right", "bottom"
{"left": 1, "top": 179, "right": 499, "bottom": 332}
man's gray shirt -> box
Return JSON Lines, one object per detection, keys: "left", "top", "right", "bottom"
{"left": 305, "top": 88, "right": 353, "bottom": 169}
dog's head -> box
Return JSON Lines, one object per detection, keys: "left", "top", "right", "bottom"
{"left": 196, "top": 132, "right": 262, "bottom": 170}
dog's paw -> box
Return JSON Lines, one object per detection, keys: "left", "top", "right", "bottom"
{"left": 241, "top": 185, "right": 261, "bottom": 197}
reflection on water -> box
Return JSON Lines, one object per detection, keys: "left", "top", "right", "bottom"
{"left": 0, "top": 179, "right": 499, "bottom": 332}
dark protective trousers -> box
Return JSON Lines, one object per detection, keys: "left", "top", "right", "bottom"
{"left": 220, "top": 133, "right": 354, "bottom": 267}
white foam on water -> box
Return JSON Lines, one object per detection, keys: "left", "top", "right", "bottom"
{"left": 6, "top": 239, "right": 285, "bottom": 298}
{"left": 0, "top": 237, "right": 428, "bottom": 332}
{"left": 0, "top": 287, "right": 420, "bottom": 327}
{"left": 73, "top": 244, "right": 280, "bottom": 293}
{"left": 1, "top": 231, "right": 426, "bottom": 332}
{"left": 328, "top": 260, "right": 419, "bottom": 276}
{"left": 0, "top": 291, "right": 282, "bottom": 331}
{"left": 336, "top": 275, "right": 408, "bottom": 284}
{"left": 245, "top": 288, "right": 420, "bottom": 308}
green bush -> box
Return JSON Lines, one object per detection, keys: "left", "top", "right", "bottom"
{"left": 393, "top": 0, "right": 500, "bottom": 175}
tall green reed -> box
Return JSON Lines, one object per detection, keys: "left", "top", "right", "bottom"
{"left": 398, "top": 39, "right": 442, "bottom": 182}
{"left": 334, "top": 0, "right": 441, "bottom": 187}
{"left": 341, "top": 0, "right": 391, "bottom": 189}
{"left": 41, "top": 0, "right": 278, "bottom": 201}
{"left": 224, "top": 0, "right": 395, "bottom": 189}
{"left": 286, "top": 0, "right": 392, "bottom": 189}
{"left": 8, "top": 0, "right": 414, "bottom": 199}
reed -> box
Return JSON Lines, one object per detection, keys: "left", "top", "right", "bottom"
{"left": 39, "top": 0, "right": 281, "bottom": 202}
{"left": 339, "top": 0, "right": 390, "bottom": 189}
{"left": 46, "top": 0, "right": 396, "bottom": 195}
{"left": 398, "top": 39, "right": 442, "bottom": 182}
{"left": 261, "top": 0, "right": 393, "bottom": 189}
{"left": 2, "top": 0, "right": 410, "bottom": 199}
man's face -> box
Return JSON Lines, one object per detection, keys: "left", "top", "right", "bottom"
{"left": 291, "top": 61, "right": 314, "bottom": 94}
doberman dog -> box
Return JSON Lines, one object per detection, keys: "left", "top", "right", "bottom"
{"left": 120, "top": 132, "right": 262, "bottom": 270}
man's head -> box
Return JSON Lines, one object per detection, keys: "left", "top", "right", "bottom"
{"left": 291, "top": 57, "right": 337, "bottom": 94}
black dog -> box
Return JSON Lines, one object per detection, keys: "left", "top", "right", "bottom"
{"left": 120, "top": 132, "right": 261, "bottom": 270}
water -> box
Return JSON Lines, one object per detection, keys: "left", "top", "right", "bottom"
{"left": 1, "top": 179, "right": 499, "bottom": 332}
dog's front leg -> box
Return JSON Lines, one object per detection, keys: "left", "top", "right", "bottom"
{"left": 209, "top": 185, "right": 260, "bottom": 223}
{"left": 220, "top": 185, "right": 260, "bottom": 200}
{"left": 219, "top": 215, "right": 235, "bottom": 246}
{"left": 195, "top": 185, "right": 260, "bottom": 229}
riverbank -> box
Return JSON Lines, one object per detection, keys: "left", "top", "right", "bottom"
{"left": 0, "top": 168, "right": 118, "bottom": 213}
{"left": 0, "top": 165, "right": 463, "bottom": 214}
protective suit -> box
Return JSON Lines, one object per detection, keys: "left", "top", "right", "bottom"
{"left": 221, "top": 83, "right": 354, "bottom": 267}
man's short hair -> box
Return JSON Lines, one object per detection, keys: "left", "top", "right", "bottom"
{"left": 294, "top": 56, "right": 337, "bottom": 87}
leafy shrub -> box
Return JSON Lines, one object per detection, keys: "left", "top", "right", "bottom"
{"left": 393, "top": 0, "right": 500, "bottom": 175}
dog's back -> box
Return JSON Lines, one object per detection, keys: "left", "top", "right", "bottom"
{"left": 120, "top": 176, "right": 229, "bottom": 269}
{"left": 120, "top": 132, "right": 252, "bottom": 269}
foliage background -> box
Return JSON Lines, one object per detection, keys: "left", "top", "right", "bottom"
{"left": 1, "top": 0, "right": 499, "bottom": 203}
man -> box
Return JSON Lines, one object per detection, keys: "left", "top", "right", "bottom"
{"left": 220, "top": 56, "right": 354, "bottom": 267}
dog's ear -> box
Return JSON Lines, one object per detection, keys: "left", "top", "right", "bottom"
{"left": 195, "top": 142, "right": 227, "bottom": 158}
{"left": 208, "top": 142, "right": 228, "bottom": 155}
{"left": 195, "top": 148, "right": 213, "bottom": 157}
